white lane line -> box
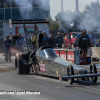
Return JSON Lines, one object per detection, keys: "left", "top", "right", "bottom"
{"left": 0, "top": 66, "right": 5, "bottom": 67}
{"left": 84, "top": 86, "right": 100, "bottom": 92}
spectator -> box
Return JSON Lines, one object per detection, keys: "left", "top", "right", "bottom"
{"left": 87, "top": 30, "right": 93, "bottom": 40}
{"left": 48, "top": 34, "right": 56, "bottom": 48}
{"left": 42, "top": 31, "right": 49, "bottom": 46}
{"left": 31, "top": 32, "right": 37, "bottom": 49}
{"left": 77, "top": 30, "right": 89, "bottom": 42}
{"left": 78, "top": 30, "right": 90, "bottom": 54}
{"left": 55, "top": 32, "right": 63, "bottom": 48}
{"left": 16, "top": 33, "right": 24, "bottom": 52}
{"left": 4, "top": 35, "right": 12, "bottom": 62}
{"left": 96, "top": 40, "right": 100, "bottom": 47}
{"left": 12, "top": 35, "right": 18, "bottom": 49}
{"left": 87, "top": 30, "right": 93, "bottom": 46}
{"left": 10, "top": 34, "right": 14, "bottom": 46}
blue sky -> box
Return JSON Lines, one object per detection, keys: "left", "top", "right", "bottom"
{"left": 50, "top": 0, "right": 99, "bottom": 20}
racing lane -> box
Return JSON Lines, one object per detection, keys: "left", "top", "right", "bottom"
{"left": 0, "top": 53, "right": 100, "bottom": 100}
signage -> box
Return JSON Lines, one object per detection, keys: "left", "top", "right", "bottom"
{"left": 15, "top": 26, "right": 38, "bottom": 35}
{"left": 55, "top": 51, "right": 59, "bottom": 57}
{"left": 9, "top": 19, "right": 12, "bottom": 28}
{"left": 67, "top": 51, "right": 74, "bottom": 63}
{"left": 60, "top": 51, "right": 66, "bottom": 60}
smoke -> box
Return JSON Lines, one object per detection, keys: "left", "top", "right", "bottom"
{"left": 56, "top": 2, "right": 100, "bottom": 32}
{"left": 12, "top": 0, "right": 50, "bottom": 19}
{"left": 12, "top": 0, "right": 33, "bottom": 19}
{"left": 79, "top": 2, "right": 100, "bottom": 32}
{"left": 34, "top": 0, "right": 50, "bottom": 11}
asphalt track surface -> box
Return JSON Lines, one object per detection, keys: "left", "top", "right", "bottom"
{"left": 0, "top": 53, "right": 100, "bottom": 100}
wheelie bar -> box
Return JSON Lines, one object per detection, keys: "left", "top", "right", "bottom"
{"left": 61, "top": 73, "right": 100, "bottom": 79}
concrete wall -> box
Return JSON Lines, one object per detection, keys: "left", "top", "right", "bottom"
{"left": 3, "top": 21, "right": 49, "bottom": 39}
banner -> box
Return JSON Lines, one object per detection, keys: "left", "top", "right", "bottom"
{"left": 15, "top": 26, "right": 39, "bottom": 35}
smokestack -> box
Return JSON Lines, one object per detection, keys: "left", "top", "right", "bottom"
{"left": 61, "top": 0, "right": 64, "bottom": 30}
{"left": 76, "top": 0, "right": 79, "bottom": 11}
{"left": 97, "top": 0, "right": 99, "bottom": 3}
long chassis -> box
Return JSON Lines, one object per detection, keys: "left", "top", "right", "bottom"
{"left": 13, "top": 20, "right": 100, "bottom": 84}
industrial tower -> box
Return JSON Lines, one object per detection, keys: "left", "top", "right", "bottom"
{"left": 61, "top": 0, "right": 64, "bottom": 30}
{"left": 97, "top": 0, "right": 99, "bottom": 3}
{"left": 76, "top": 0, "right": 79, "bottom": 11}
{"left": 75, "top": 0, "right": 79, "bottom": 31}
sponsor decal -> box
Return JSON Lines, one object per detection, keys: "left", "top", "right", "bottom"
{"left": 55, "top": 51, "right": 59, "bottom": 57}
{"left": 82, "top": 37, "right": 87, "bottom": 40}
{"left": 18, "top": 27, "right": 24, "bottom": 34}
{"left": 60, "top": 51, "right": 66, "bottom": 60}
{"left": 67, "top": 51, "right": 74, "bottom": 63}
{"left": 39, "top": 61, "right": 46, "bottom": 72}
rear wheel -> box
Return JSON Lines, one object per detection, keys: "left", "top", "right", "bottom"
{"left": 67, "top": 65, "right": 74, "bottom": 84}
{"left": 15, "top": 53, "right": 30, "bottom": 74}
{"left": 90, "top": 64, "right": 97, "bottom": 82}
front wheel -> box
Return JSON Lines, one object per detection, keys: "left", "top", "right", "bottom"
{"left": 67, "top": 65, "right": 74, "bottom": 84}
{"left": 90, "top": 64, "right": 97, "bottom": 82}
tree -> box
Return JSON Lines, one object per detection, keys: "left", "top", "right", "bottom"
{"left": 49, "top": 17, "right": 60, "bottom": 31}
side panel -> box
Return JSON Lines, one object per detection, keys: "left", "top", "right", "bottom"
{"left": 36, "top": 56, "right": 68, "bottom": 77}
{"left": 45, "top": 59, "right": 68, "bottom": 77}
{"left": 36, "top": 56, "right": 46, "bottom": 74}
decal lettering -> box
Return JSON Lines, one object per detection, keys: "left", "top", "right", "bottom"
{"left": 67, "top": 51, "right": 74, "bottom": 63}
{"left": 60, "top": 51, "right": 66, "bottom": 60}
{"left": 39, "top": 61, "right": 46, "bottom": 72}
{"left": 55, "top": 51, "right": 59, "bottom": 57}
{"left": 67, "top": 55, "right": 74, "bottom": 60}
{"left": 60, "top": 54, "right": 66, "bottom": 60}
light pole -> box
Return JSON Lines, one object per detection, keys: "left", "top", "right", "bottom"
{"left": 61, "top": 0, "right": 63, "bottom": 30}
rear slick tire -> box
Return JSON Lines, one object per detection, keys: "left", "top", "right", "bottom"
{"left": 15, "top": 55, "right": 30, "bottom": 75}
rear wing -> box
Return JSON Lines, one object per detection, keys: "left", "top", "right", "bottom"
{"left": 12, "top": 19, "right": 49, "bottom": 24}
{"left": 11, "top": 19, "right": 49, "bottom": 52}
{"left": 12, "top": 19, "right": 49, "bottom": 32}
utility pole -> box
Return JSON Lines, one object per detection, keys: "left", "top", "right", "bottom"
{"left": 61, "top": 0, "right": 63, "bottom": 30}
{"left": 76, "top": 0, "right": 79, "bottom": 12}
{"left": 75, "top": 0, "right": 79, "bottom": 31}
{"left": 97, "top": 0, "right": 99, "bottom": 3}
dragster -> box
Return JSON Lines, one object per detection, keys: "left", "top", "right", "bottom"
{"left": 13, "top": 20, "right": 100, "bottom": 84}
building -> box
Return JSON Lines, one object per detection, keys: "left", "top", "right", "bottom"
{"left": 0, "top": 0, "right": 50, "bottom": 38}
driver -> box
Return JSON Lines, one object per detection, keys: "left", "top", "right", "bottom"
{"left": 78, "top": 30, "right": 90, "bottom": 54}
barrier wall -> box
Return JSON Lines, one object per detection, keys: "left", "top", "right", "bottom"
{"left": 55, "top": 49, "right": 80, "bottom": 65}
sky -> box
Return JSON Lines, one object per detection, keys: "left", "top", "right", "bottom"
{"left": 50, "top": 0, "right": 99, "bottom": 20}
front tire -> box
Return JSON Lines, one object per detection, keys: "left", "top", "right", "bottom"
{"left": 90, "top": 64, "right": 97, "bottom": 82}
{"left": 67, "top": 65, "right": 74, "bottom": 84}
